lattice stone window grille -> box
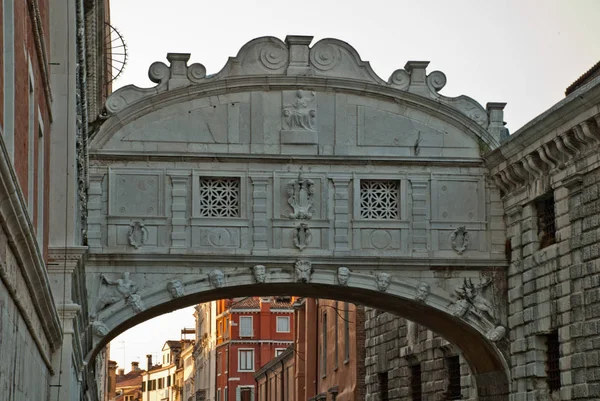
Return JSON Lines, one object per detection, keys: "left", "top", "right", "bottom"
{"left": 199, "top": 177, "right": 240, "bottom": 217}
{"left": 360, "top": 180, "right": 400, "bottom": 219}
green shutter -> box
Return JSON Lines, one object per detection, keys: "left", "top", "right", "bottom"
{"left": 235, "top": 386, "right": 241, "bottom": 401}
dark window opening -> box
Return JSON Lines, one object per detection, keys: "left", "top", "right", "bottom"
{"left": 378, "top": 371, "right": 389, "bottom": 401}
{"left": 446, "top": 355, "right": 462, "bottom": 400}
{"left": 411, "top": 364, "right": 422, "bottom": 401}
{"left": 536, "top": 194, "right": 556, "bottom": 249}
{"left": 546, "top": 331, "right": 561, "bottom": 392}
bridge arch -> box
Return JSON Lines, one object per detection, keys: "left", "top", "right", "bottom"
{"left": 86, "top": 35, "right": 510, "bottom": 399}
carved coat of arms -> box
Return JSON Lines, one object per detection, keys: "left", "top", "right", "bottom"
{"left": 287, "top": 172, "right": 315, "bottom": 219}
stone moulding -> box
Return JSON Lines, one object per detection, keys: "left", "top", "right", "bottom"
{"left": 98, "top": 35, "right": 505, "bottom": 145}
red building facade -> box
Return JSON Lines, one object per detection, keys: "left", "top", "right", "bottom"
{"left": 215, "top": 297, "right": 294, "bottom": 401}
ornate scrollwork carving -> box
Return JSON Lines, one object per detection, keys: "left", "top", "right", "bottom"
{"left": 286, "top": 172, "right": 315, "bottom": 219}
{"left": 375, "top": 273, "right": 391, "bottom": 292}
{"left": 294, "top": 260, "right": 313, "bottom": 283}
{"left": 310, "top": 43, "right": 342, "bottom": 71}
{"left": 128, "top": 221, "right": 148, "bottom": 249}
{"left": 187, "top": 63, "right": 207, "bottom": 83}
{"left": 450, "top": 226, "right": 469, "bottom": 255}
{"left": 388, "top": 69, "right": 410, "bottom": 90}
{"left": 337, "top": 267, "right": 350, "bottom": 286}
{"left": 259, "top": 44, "right": 288, "bottom": 70}
{"left": 148, "top": 61, "right": 170, "bottom": 84}
{"left": 426, "top": 70, "right": 447, "bottom": 92}
{"left": 283, "top": 90, "right": 316, "bottom": 131}
{"left": 293, "top": 223, "right": 312, "bottom": 250}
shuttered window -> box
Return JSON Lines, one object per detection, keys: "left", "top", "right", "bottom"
{"left": 239, "top": 316, "right": 253, "bottom": 337}
{"left": 239, "top": 349, "right": 254, "bottom": 371}
{"left": 276, "top": 316, "right": 290, "bottom": 333}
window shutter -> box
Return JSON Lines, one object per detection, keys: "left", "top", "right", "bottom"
{"left": 167, "top": 375, "right": 171, "bottom": 387}
{"left": 249, "top": 388, "right": 254, "bottom": 401}
{"left": 236, "top": 386, "right": 241, "bottom": 401}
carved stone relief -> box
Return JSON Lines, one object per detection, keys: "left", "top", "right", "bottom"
{"left": 450, "top": 226, "right": 469, "bottom": 255}
{"left": 281, "top": 90, "right": 318, "bottom": 144}
{"left": 485, "top": 326, "right": 506, "bottom": 342}
{"left": 414, "top": 282, "right": 430, "bottom": 303}
{"left": 293, "top": 223, "right": 312, "bottom": 250}
{"left": 90, "top": 316, "right": 109, "bottom": 338}
{"left": 209, "top": 269, "right": 225, "bottom": 288}
{"left": 128, "top": 221, "right": 148, "bottom": 249}
{"left": 114, "top": 174, "right": 160, "bottom": 216}
{"left": 286, "top": 172, "right": 315, "bottom": 219}
{"left": 96, "top": 272, "right": 139, "bottom": 311}
{"left": 127, "top": 293, "right": 145, "bottom": 313}
{"left": 375, "top": 273, "right": 391, "bottom": 292}
{"left": 295, "top": 260, "right": 312, "bottom": 283}
{"left": 167, "top": 280, "right": 185, "bottom": 299}
{"left": 252, "top": 265, "right": 267, "bottom": 283}
{"left": 337, "top": 267, "right": 350, "bottom": 286}
{"left": 450, "top": 278, "right": 496, "bottom": 322}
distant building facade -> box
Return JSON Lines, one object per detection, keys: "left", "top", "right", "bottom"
{"left": 193, "top": 302, "right": 218, "bottom": 401}
{"left": 115, "top": 362, "right": 145, "bottom": 401}
{"left": 255, "top": 298, "right": 366, "bottom": 401}
{"left": 142, "top": 341, "right": 186, "bottom": 401}
{"left": 215, "top": 297, "right": 294, "bottom": 401}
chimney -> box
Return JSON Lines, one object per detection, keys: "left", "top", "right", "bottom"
{"left": 146, "top": 354, "right": 153, "bottom": 371}
{"left": 131, "top": 361, "right": 139, "bottom": 372}
{"left": 118, "top": 368, "right": 124, "bottom": 376}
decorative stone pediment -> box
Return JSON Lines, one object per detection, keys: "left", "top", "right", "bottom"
{"left": 94, "top": 35, "right": 506, "bottom": 154}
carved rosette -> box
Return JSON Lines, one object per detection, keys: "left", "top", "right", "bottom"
{"left": 286, "top": 172, "right": 316, "bottom": 219}
{"left": 293, "top": 223, "right": 312, "bottom": 250}
{"left": 450, "top": 226, "right": 469, "bottom": 255}
{"left": 259, "top": 43, "right": 288, "bottom": 70}
{"left": 294, "top": 260, "right": 313, "bottom": 283}
{"left": 310, "top": 43, "right": 342, "bottom": 71}
{"left": 128, "top": 221, "right": 148, "bottom": 249}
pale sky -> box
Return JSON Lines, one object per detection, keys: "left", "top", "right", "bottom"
{"left": 108, "top": 0, "right": 600, "bottom": 372}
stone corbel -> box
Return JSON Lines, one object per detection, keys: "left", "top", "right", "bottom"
{"left": 523, "top": 154, "right": 544, "bottom": 177}
{"left": 537, "top": 145, "right": 558, "bottom": 170}
{"left": 492, "top": 174, "right": 509, "bottom": 194}
{"left": 560, "top": 132, "right": 580, "bottom": 156}
{"left": 553, "top": 136, "right": 575, "bottom": 160}
{"left": 580, "top": 120, "right": 600, "bottom": 143}
{"left": 499, "top": 170, "right": 517, "bottom": 192}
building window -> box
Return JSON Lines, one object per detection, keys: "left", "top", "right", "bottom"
{"left": 546, "top": 331, "right": 561, "bottom": 392}
{"left": 199, "top": 177, "right": 240, "bottom": 217}
{"left": 536, "top": 193, "right": 556, "bottom": 249}
{"left": 378, "top": 371, "right": 389, "bottom": 401}
{"left": 142, "top": 382, "right": 146, "bottom": 392}
{"left": 36, "top": 124, "right": 44, "bottom": 247}
{"left": 239, "top": 349, "right": 255, "bottom": 371}
{"left": 334, "top": 302, "right": 339, "bottom": 369}
{"left": 217, "top": 352, "right": 222, "bottom": 375}
{"left": 360, "top": 180, "right": 400, "bottom": 219}
{"left": 217, "top": 388, "right": 221, "bottom": 401}
{"left": 344, "top": 302, "right": 350, "bottom": 362}
{"left": 158, "top": 377, "right": 164, "bottom": 389}
{"left": 446, "top": 355, "right": 462, "bottom": 400}
{"left": 240, "top": 387, "right": 253, "bottom": 401}
{"left": 276, "top": 316, "right": 290, "bottom": 333}
{"left": 167, "top": 375, "right": 171, "bottom": 387}
{"left": 322, "top": 312, "right": 327, "bottom": 376}
{"left": 239, "top": 316, "right": 253, "bottom": 337}
{"left": 224, "top": 386, "right": 228, "bottom": 401}
{"left": 275, "top": 348, "right": 286, "bottom": 357}
{"left": 411, "top": 364, "right": 422, "bottom": 401}
{"left": 27, "top": 66, "right": 35, "bottom": 216}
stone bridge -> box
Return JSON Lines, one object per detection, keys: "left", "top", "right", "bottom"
{"left": 86, "top": 36, "right": 510, "bottom": 399}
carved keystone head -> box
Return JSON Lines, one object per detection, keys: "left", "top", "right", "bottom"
{"left": 294, "top": 260, "right": 312, "bottom": 283}
{"left": 415, "top": 282, "right": 430, "bottom": 302}
{"left": 127, "top": 293, "right": 145, "bottom": 314}
{"left": 375, "top": 273, "right": 391, "bottom": 292}
{"left": 337, "top": 267, "right": 350, "bottom": 286}
{"left": 167, "top": 280, "right": 185, "bottom": 299}
{"left": 485, "top": 326, "right": 506, "bottom": 342}
{"left": 209, "top": 269, "right": 225, "bottom": 288}
{"left": 252, "top": 265, "right": 267, "bottom": 284}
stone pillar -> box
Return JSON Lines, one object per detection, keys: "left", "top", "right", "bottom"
{"left": 331, "top": 176, "right": 351, "bottom": 252}
{"left": 405, "top": 61, "right": 430, "bottom": 97}
{"left": 409, "top": 178, "right": 429, "bottom": 256}
{"left": 285, "top": 35, "right": 313, "bottom": 76}
{"left": 49, "top": 303, "right": 81, "bottom": 401}
{"left": 250, "top": 176, "right": 270, "bottom": 253}
{"left": 170, "top": 173, "right": 189, "bottom": 248}
{"left": 87, "top": 171, "right": 105, "bottom": 251}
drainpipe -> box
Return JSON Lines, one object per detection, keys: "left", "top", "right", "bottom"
{"left": 315, "top": 299, "right": 319, "bottom": 397}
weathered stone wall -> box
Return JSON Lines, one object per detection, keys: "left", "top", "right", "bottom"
{"left": 364, "top": 309, "right": 474, "bottom": 401}
{"left": 0, "top": 277, "right": 51, "bottom": 401}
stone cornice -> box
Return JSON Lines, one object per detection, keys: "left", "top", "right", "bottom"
{"left": 0, "top": 136, "right": 63, "bottom": 352}
{"left": 486, "top": 109, "right": 600, "bottom": 197}
{"left": 86, "top": 252, "right": 507, "bottom": 269}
